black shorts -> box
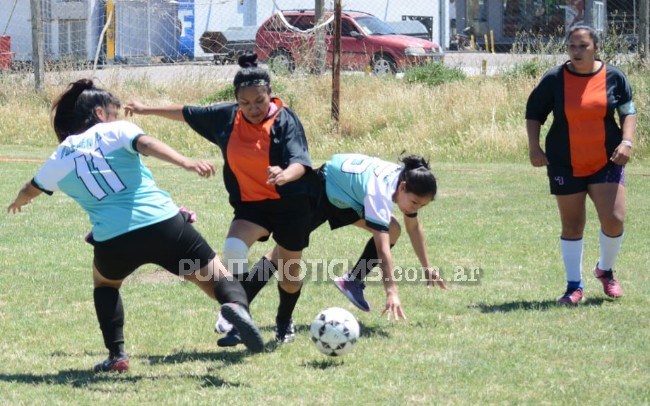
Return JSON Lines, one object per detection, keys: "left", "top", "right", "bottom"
{"left": 233, "top": 195, "right": 313, "bottom": 251}
{"left": 547, "top": 162, "right": 625, "bottom": 195}
{"left": 310, "top": 165, "right": 362, "bottom": 231}
{"left": 93, "top": 213, "right": 216, "bottom": 280}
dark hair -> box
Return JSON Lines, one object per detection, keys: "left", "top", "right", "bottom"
{"left": 566, "top": 25, "right": 600, "bottom": 48}
{"left": 397, "top": 155, "right": 437, "bottom": 199}
{"left": 51, "top": 78, "right": 121, "bottom": 142}
{"left": 233, "top": 52, "right": 271, "bottom": 96}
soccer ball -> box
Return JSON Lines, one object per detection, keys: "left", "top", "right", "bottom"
{"left": 310, "top": 307, "right": 360, "bottom": 356}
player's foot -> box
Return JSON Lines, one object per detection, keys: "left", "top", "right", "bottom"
{"left": 214, "top": 311, "right": 233, "bottom": 334}
{"left": 93, "top": 353, "right": 129, "bottom": 373}
{"left": 220, "top": 303, "right": 264, "bottom": 353}
{"left": 334, "top": 275, "right": 370, "bottom": 312}
{"left": 275, "top": 319, "right": 296, "bottom": 343}
{"left": 557, "top": 287, "right": 583, "bottom": 305}
{"left": 217, "top": 328, "right": 242, "bottom": 347}
{"left": 594, "top": 266, "right": 622, "bottom": 298}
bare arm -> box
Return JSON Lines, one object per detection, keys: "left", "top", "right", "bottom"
{"left": 526, "top": 119, "right": 548, "bottom": 167}
{"left": 124, "top": 101, "right": 186, "bottom": 122}
{"left": 7, "top": 182, "right": 44, "bottom": 213}
{"left": 372, "top": 229, "right": 407, "bottom": 321}
{"left": 136, "top": 135, "right": 215, "bottom": 177}
{"left": 267, "top": 163, "right": 307, "bottom": 186}
{"left": 404, "top": 214, "right": 447, "bottom": 289}
{"left": 610, "top": 114, "right": 636, "bottom": 165}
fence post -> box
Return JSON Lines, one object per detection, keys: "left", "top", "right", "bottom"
{"left": 30, "top": 0, "right": 44, "bottom": 92}
{"left": 640, "top": 0, "right": 649, "bottom": 61}
{"left": 331, "top": 0, "right": 341, "bottom": 125}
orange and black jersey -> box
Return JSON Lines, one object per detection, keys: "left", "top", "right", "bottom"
{"left": 526, "top": 61, "right": 635, "bottom": 177}
{"left": 182, "top": 98, "right": 312, "bottom": 205}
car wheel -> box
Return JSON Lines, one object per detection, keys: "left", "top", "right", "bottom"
{"left": 269, "top": 50, "right": 295, "bottom": 74}
{"left": 372, "top": 54, "right": 397, "bottom": 75}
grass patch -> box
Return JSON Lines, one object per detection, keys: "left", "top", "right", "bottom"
{"left": 1, "top": 156, "right": 650, "bottom": 403}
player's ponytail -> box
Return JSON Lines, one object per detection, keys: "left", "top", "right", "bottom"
{"left": 398, "top": 155, "right": 437, "bottom": 199}
{"left": 51, "top": 79, "right": 121, "bottom": 142}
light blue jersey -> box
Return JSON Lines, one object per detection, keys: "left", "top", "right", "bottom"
{"left": 324, "top": 153, "right": 402, "bottom": 231}
{"left": 33, "top": 121, "right": 178, "bottom": 241}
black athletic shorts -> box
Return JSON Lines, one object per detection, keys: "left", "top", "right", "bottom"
{"left": 310, "top": 165, "right": 362, "bottom": 231}
{"left": 233, "top": 194, "right": 313, "bottom": 251}
{"left": 93, "top": 212, "right": 216, "bottom": 280}
{"left": 547, "top": 162, "right": 625, "bottom": 195}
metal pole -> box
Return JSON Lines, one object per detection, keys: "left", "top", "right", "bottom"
{"left": 30, "top": 0, "right": 44, "bottom": 92}
{"left": 331, "top": 0, "right": 341, "bottom": 124}
{"left": 640, "top": 0, "right": 649, "bottom": 60}
{"left": 314, "top": 0, "right": 325, "bottom": 74}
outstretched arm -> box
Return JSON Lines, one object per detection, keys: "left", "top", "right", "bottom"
{"left": 136, "top": 135, "right": 215, "bottom": 177}
{"left": 404, "top": 214, "right": 447, "bottom": 289}
{"left": 124, "top": 101, "right": 186, "bottom": 122}
{"left": 372, "top": 229, "right": 407, "bottom": 321}
{"left": 7, "top": 182, "right": 43, "bottom": 213}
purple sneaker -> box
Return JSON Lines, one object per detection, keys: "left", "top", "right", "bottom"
{"left": 334, "top": 276, "right": 371, "bottom": 312}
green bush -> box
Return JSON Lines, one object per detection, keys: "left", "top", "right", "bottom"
{"left": 403, "top": 61, "right": 466, "bottom": 87}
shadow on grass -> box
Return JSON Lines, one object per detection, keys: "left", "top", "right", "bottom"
{"left": 0, "top": 369, "right": 143, "bottom": 388}
{"left": 359, "top": 322, "right": 391, "bottom": 339}
{"left": 471, "top": 297, "right": 608, "bottom": 313}
{"left": 302, "top": 358, "right": 345, "bottom": 369}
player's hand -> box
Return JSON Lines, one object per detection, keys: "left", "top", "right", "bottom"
{"left": 267, "top": 165, "right": 289, "bottom": 186}
{"left": 425, "top": 267, "right": 448, "bottom": 290}
{"left": 610, "top": 142, "right": 632, "bottom": 165}
{"left": 7, "top": 198, "right": 29, "bottom": 214}
{"left": 124, "top": 100, "right": 147, "bottom": 117}
{"left": 529, "top": 145, "right": 549, "bottom": 167}
{"left": 381, "top": 292, "right": 407, "bottom": 321}
{"left": 184, "top": 160, "right": 216, "bottom": 177}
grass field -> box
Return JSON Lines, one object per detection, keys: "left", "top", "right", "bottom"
{"left": 2, "top": 147, "right": 649, "bottom": 404}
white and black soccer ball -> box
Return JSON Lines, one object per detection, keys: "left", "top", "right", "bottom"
{"left": 310, "top": 307, "right": 360, "bottom": 356}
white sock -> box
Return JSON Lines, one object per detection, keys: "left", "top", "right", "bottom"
{"left": 561, "top": 237, "right": 583, "bottom": 284}
{"left": 598, "top": 230, "right": 623, "bottom": 271}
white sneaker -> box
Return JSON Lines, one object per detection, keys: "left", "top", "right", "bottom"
{"left": 214, "top": 311, "right": 233, "bottom": 334}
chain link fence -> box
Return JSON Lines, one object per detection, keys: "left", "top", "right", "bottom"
{"left": 0, "top": 0, "right": 646, "bottom": 77}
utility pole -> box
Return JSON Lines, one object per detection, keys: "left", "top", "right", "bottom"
{"left": 30, "top": 0, "right": 44, "bottom": 91}
{"left": 639, "top": 0, "right": 649, "bottom": 61}
{"left": 331, "top": 0, "right": 341, "bottom": 124}
{"left": 314, "top": 0, "right": 325, "bottom": 74}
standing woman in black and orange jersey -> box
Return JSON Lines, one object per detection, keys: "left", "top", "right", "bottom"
{"left": 125, "top": 52, "right": 313, "bottom": 342}
{"left": 526, "top": 25, "right": 637, "bottom": 305}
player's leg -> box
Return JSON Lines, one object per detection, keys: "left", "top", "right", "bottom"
{"left": 588, "top": 179, "right": 625, "bottom": 298}
{"left": 274, "top": 245, "right": 303, "bottom": 343}
{"left": 555, "top": 192, "right": 588, "bottom": 304}
{"left": 92, "top": 264, "right": 129, "bottom": 373}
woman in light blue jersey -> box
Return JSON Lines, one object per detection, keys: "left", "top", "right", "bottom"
{"left": 7, "top": 79, "right": 265, "bottom": 372}
{"left": 215, "top": 153, "right": 447, "bottom": 346}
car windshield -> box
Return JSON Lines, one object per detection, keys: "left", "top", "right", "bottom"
{"left": 354, "top": 16, "right": 396, "bottom": 35}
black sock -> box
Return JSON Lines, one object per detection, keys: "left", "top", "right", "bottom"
{"left": 276, "top": 284, "right": 301, "bottom": 325}
{"left": 241, "top": 257, "right": 277, "bottom": 303}
{"left": 214, "top": 278, "right": 249, "bottom": 311}
{"left": 349, "top": 238, "right": 394, "bottom": 281}
{"left": 93, "top": 287, "right": 125, "bottom": 356}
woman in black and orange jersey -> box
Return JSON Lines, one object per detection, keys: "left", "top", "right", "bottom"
{"left": 526, "top": 25, "right": 637, "bottom": 305}
{"left": 125, "top": 52, "right": 314, "bottom": 344}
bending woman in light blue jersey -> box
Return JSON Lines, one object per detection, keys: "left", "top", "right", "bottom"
{"left": 7, "top": 79, "right": 265, "bottom": 372}
{"left": 216, "top": 153, "right": 447, "bottom": 346}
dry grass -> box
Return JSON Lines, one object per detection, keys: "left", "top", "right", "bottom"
{"left": 0, "top": 66, "right": 647, "bottom": 163}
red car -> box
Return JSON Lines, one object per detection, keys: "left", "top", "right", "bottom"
{"left": 255, "top": 10, "right": 444, "bottom": 75}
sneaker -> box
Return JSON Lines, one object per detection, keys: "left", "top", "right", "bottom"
{"left": 93, "top": 353, "right": 129, "bottom": 373}
{"left": 557, "top": 288, "right": 584, "bottom": 305}
{"left": 217, "top": 328, "right": 242, "bottom": 347}
{"left": 220, "top": 303, "right": 264, "bottom": 353}
{"left": 214, "top": 311, "right": 233, "bottom": 334}
{"left": 275, "top": 319, "right": 296, "bottom": 343}
{"left": 594, "top": 267, "right": 623, "bottom": 298}
{"left": 334, "top": 275, "right": 371, "bottom": 312}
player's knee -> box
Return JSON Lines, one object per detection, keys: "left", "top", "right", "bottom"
{"left": 222, "top": 237, "right": 249, "bottom": 275}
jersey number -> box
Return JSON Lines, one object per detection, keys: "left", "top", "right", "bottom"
{"left": 341, "top": 156, "right": 396, "bottom": 181}
{"left": 74, "top": 148, "right": 126, "bottom": 200}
